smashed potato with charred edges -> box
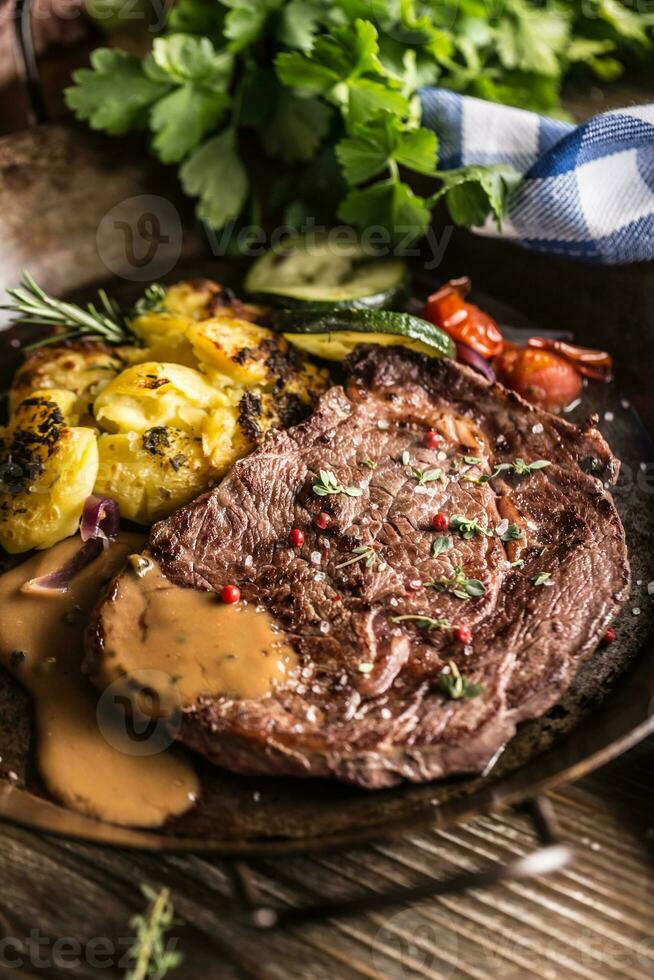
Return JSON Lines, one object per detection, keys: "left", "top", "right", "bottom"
{"left": 8, "top": 343, "right": 138, "bottom": 425}
{"left": 95, "top": 428, "right": 215, "bottom": 524}
{"left": 2, "top": 279, "right": 329, "bottom": 546}
{"left": 0, "top": 390, "right": 99, "bottom": 553}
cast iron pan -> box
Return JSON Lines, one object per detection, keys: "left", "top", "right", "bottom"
{"left": 0, "top": 125, "right": 653, "bottom": 854}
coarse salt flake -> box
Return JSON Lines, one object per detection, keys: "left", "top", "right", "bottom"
{"left": 496, "top": 519, "right": 509, "bottom": 536}
{"left": 310, "top": 551, "right": 321, "bottom": 565}
{"left": 604, "top": 411, "right": 614, "bottom": 422}
{"left": 532, "top": 422, "right": 544, "bottom": 434}
{"left": 633, "top": 607, "right": 641, "bottom": 616}
{"left": 358, "top": 662, "right": 374, "bottom": 673}
{"left": 377, "top": 420, "right": 390, "bottom": 430}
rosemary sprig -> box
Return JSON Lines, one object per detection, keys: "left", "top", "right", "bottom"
{"left": 312, "top": 469, "right": 362, "bottom": 498}
{"left": 133, "top": 283, "right": 168, "bottom": 316}
{"left": 1, "top": 271, "right": 135, "bottom": 349}
{"left": 439, "top": 660, "right": 484, "bottom": 700}
{"left": 125, "top": 885, "right": 182, "bottom": 980}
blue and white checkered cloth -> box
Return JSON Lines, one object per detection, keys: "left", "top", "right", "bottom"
{"left": 420, "top": 89, "right": 654, "bottom": 265}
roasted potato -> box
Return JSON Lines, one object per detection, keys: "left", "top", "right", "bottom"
{"left": 187, "top": 316, "right": 281, "bottom": 385}
{"left": 130, "top": 312, "right": 197, "bottom": 367}
{"left": 0, "top": 389, "right": 99, "bottom": 553}
{"left": 93, "top": 361, "right": 220, "bottom": 434}
{"left": 165, "top": 279, "right": 268, "bottom": 323}
{"left": 95, "top": 427, "right": 214, "bottom": 524}
{"left": 9, "top": 343, "right": 136, "bottom": 425}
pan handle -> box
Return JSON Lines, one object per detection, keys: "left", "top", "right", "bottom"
{"left": 13, "top": 0, "right": 49, "bottom": 125}
{"left": 229, "top": 797, "right": 574, "bottom": 928}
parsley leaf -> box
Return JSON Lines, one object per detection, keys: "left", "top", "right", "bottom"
{"left": 496, "top": 0, "right": 571, "bottom": 78}
{"left": 180, "top": 129, "right": 248, "bottom": 228}
{"left": 339, "top": 179, "right": 431, "bottom": 244}
{"left": 433, "top": 164, "right": 522, "bottom": 229}
{"left": 151, "top": 85, "right": 230, "bottom": 163}
{"left": 66, "top": 49, "right": 170, "bottom": 134}
{"left": 67, "top": 0, "right": 652, "bottom": 240}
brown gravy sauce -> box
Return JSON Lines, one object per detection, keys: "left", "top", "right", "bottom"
{"left": 0, "top": 534, "right": 200, "bottom": 828}
{"left": 98, "top": 557, "right": 298, "bottom": 705}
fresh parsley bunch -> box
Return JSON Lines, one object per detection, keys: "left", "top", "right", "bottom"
{"left": 66, "top": 0, "right": 652, "bottom": 246}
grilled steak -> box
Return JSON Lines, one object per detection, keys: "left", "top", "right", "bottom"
{"left": 87, "top": 347, "right": 629, "bottom": 788}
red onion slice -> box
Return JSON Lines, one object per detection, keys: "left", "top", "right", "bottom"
{"left": 456, "top": 342, "right": 496, "bottom": 383}
{"left": 80, "top": 494, "right": 120, "bottom": 545}
{"left": 21, "top": 495, "right": 120, "bottom": 594}
{"left": 21, "top": 539, "right": 103, "bottom": 595}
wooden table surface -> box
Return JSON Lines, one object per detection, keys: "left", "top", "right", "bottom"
{"left": 0, "top": 732, "right": 651, "bottom": 979}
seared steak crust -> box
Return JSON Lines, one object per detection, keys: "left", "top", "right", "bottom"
{"left": 87, "top": 347, "right": 630, "bottom": 788}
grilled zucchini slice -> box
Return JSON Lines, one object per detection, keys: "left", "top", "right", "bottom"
{"left": 277, "top": 309, "right": 456, "bottom": 361}
{"left": 245, "top": 239, "right": 407, "bottom": 309}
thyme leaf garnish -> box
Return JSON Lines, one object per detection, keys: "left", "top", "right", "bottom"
{"left": 450, "top": 514, "right": 493, "bottom": 540}
{"left": 425, "top": 565, "right": 486, "bottom": 599}
{"left": 411, "top": 466, "right": 444, "bottom": 486}
{"left": 439, "top": 660, "right": 484, "bottom": 700}
{"left": 463, "top": 457, "right": 551, "bottom": 485}
{"left": 431, "top": 534, "right": 453, "bottom": 557}
{"left": 425, "top": 564, "right": 486, "bottom": 600}
{"left": 499, "top": 523, "right": 523, "bottom": 542}
{"left": 125, "top": 885, "right": 182, "bottom": 980}
{"left": 493, "top": 458, "right": 551, "bottom": 477}
{"left": 336, "top": 545, "right": 377, "bottom": 569}
{"left": 313, "top": 469, "right": 362, "bottom": 498}
{"left": 532, "top": 570, "right": 553, "bottom": 587}
{"left": 360, "top": 459, "right": 376, "bottom": 470}
{"left": 463, "top": 455, "right": 482, "bottom": 465}
{"left": 391, "top": 614, "right": 454, "bottom": 631}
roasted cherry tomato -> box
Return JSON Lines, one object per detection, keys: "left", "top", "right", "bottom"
{"left": 527, "top": 337, "right": 613, "bottom": 381}
{"left": 423, "top": 278, "right": 504, "bottom": 359}
{"left": 494, "top": 345, "right": 583, "bottom": 413}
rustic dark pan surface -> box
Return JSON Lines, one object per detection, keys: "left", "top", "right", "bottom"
{"left": 0, "top": 291, "right": 652, "bottom": 851}
{"left": 0, "top": 123, "right": 651, "bottom": 850}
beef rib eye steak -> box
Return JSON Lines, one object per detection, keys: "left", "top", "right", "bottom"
{"left": 86, "top": 346, "right": 630, "bottom": 789}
